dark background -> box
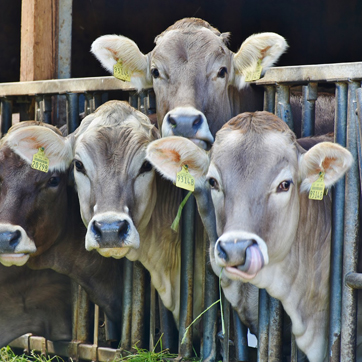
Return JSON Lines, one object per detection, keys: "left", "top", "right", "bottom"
{"left": 1, "top": 0, "right": 362, "bottom": 83}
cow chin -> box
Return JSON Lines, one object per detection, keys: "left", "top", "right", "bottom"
{"left": 0, "top": 253, "right": 30, "bottom": 267}
{"left": 97, "top": 247, "right": 130, "bottom": 259}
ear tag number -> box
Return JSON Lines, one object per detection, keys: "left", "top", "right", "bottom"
{"left": 176, "top": 165, "right": 195, "bottom": 192}
{"left": 113, "top": 61, "right": 132, "bottom": 82}
{"left": 309, "top": 172, "right": 326, "bottom": 200}
{"left": 245, "top": 59, "right": 263, "bottom": 82}
{"left": 31, "top": 147, "right": 49, "bottom": 173}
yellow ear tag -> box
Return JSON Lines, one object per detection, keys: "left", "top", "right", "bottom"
{"left": 308, "top": 172, "right": 326, "bottom": 200}
{"left": 176, "top": 165, "right": 195, "bottom": 192}
{"left": 245, "top": 59, "right": 263, "bottom": 82}
{"left": 113, "top": 61, "right": 132, "bottom": 82}
{"left": 31, "top": 147, "right": 49, "bottom": 173}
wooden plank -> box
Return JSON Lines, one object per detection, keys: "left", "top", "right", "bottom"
{"left": 20, "top": 0, "right": 58, "bottom": 81}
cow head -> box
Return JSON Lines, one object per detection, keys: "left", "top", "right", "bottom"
{"left": 0, "top": 122, "right": 73, "bottom": 267}
{"left": 91, "top": 18, "right": 287, "bottom": 149}
{"left": 146, "top": 111, "right": 353, "bottom": 283}
{"left": 72, "top": 101, "right": 159, "bottom": 260}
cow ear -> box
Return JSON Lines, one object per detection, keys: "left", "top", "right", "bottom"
{"left": 146, "top": 136, "right": 209, "bottom": 188}
{"left": 232, "top": 33, "right": 288, "bottom": 89}
{"left": 299, "top": 142, "right": 353, "bottom": 192}
{"left": 91, "top": 35, "right": 152, "bottom": 91}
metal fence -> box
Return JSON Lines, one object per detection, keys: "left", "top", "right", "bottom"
{"left": 1, "top": 61, "right": 362, "bottom": 361}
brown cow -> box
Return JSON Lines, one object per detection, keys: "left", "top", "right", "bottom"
{"left": 0, "top": 121, "right": 124, "bottom": 332}
{"left": 0, "top": 265, "right": 72, "bottom": 347}
{"left": 146, "top": 112, "right": 353, "bottom": 362}
{"left": 91, "top": 18, "right": 287, "bottom": 149}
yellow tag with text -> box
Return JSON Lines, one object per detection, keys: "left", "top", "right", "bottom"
{"left": 308, "top": 172, "right": 325, "bottom": 200}
{"left": 113, "top": 61, "right": 131, "bottom": 82}
{"left": 176, "top": 165, "right": 195, "bottom": 192}
{"left": 245, "top": 59, "right": 263, "bottom": 82}
{"left": 31, "top": 147, "right": 49, "bottom": 173}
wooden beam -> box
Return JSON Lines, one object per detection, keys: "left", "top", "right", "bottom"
{"left": 20, "top": 0, "right": 59, "bottom": 81}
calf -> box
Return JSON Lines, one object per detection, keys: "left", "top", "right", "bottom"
{"left": 146, "top": 111, "right": 352, "bottom": 362}
{"left": 0, "top": 121, "right": 124, "bottom": 330}
{"left": 0, "top": 265, "right": 72, "bottom": 347}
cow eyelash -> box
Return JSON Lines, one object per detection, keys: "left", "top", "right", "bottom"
{"left": 74, "top": 160, "right": 85, "bottom": 173}
{"left": 277, "top": 180, "right": 293, "bottom": 193}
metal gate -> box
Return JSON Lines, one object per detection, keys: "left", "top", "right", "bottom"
{"left": 1, "top": 61, "right": 361, "bottom": 361}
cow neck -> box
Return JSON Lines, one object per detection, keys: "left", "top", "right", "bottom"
{"left": 255, "top": 193, "right": 332, "bottom": 362}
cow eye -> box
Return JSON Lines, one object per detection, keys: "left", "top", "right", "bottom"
{"left": 48, "top": 176, "right": 60, "bottom": 187}
{"left": 277, "top": 180, "right": 292, "bottom": 192}
{"left": 74, "top": 160, "right": 84, "bottom": 172}
{"left": 217, "top": 67, "right": 228, "bottom": 78}
{"left": 139, "top": 161, "right": 153, "bottom": 174}
{"left": 208, "top": 177, "right": 219, "bottom": 190}
{"left": 151, "top": 68, "right": 160, "bottom": 79}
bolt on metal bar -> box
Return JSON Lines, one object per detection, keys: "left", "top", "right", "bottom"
{"left": 328, "top": 82, "right": 348, "bottom": 362}
{"left": 276, "top": 85, "right": 294, "bottom": 132}
{"left": 120, "top": 259, "right": 133, "bottom": 350}
{"left": 1, "top": 97, "right": 12, "bottom": 135}
{"left": 66, "top": 93, "right": 80, "bottom": 133}
{"left": 232, "top": 310, "right": 249, "bottom": 361}
{"left": 268, "top": 297, "right": 283, "bottom": 361}
{"left": 179, "top": 191, "right": 195, "bottom": 357}
{"left": 301, "top": 82, "right": 318, "bottom": 137}
{"left": 257, "top": 289, "right": 270, "bottom": 362}
{"left": 340, "top": 81, "right": 361, "bottom": 362}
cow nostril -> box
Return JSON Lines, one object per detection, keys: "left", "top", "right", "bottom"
{"left": 9, "top": 230, "right": 21, "bottom": 248}
{"left": 192, "top": 115, "right": 202, "bottom": 127}
{"left": 168, "top": 116, "right": 177, "bottom": 128}
{"left": 217, "top": 242, "right": 228, "bottom": 262}
{"left": 91, "top": 221, "right": 102, "bottom": 239}
{"left": 118, "top": 220, "right": 129, "bottom": 239}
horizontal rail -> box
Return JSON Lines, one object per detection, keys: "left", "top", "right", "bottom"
{"left": 345, "top": 272, "right": 362, "bottom": 290}
{"left": 0, "top": 76, "right": 139, "bottom": 97}
{"left": 256, "top": 61, "right": 362, "bottom": 85}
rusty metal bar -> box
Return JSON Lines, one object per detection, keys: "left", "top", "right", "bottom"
{"left": 263, "top": 85, "right": 276, "bottom": 113}
{"left": 268, "top": 297, "right": 283, "bottom": 361}
{"left": 340, "top": 81, "right": 361, "bottom": 362}
{"left": 301, "top": 82, "right": 318, "bottom": 137}
{"left": 34, "top": 95, "right": 42, "bottom": 122}
{"left": 221, "top": 292, "right": 231, "bottom": 362}
{"left": 1, "top": 97, "right": 12, "bottom": 135}
{"left": 328, "top": 82, "right": 348, "bottom": 362}
{"left": 120, "top": 259, "right": 133, "bottom": 350}
{"left": 276, "top": 84, "right": 294, "bottom": 132}
{"left": 355, "top": 87, "right": 362, "bottom": 192}
{"left": 66, "top": 92, "right": 80, "bottom": 133}
{"left": 257, "top": 289, "right": 270, "bottom": 362}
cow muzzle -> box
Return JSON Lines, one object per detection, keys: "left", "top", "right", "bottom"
{"left": 162, "top": 107, "right": 214, "bottom": 150}
{"left": 0, "top": 224, "right": 37, "bottom": 267}
{"left": 215, "top": 231, "right": 269, "bottom": 280}
{"left": 86, "top": 212, "right": 140, "bottom": 258}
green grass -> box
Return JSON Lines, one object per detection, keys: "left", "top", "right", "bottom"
{"left": 0, "top": 346, "right": 66, "bottom": 362}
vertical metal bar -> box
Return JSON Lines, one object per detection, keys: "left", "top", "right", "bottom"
{"left": 131, "top": 261, "right": 147, "bottom": 348}
{"left": 93, "top": 305, "right": 99, "bottom": 345}
{"left": 329, "top": 82, "right": 348, "bottom": 362}
{"left": 93, "top": 92, "right": 102, "bottom": 110}
{"left": 18, "top": 96, "right": 33, "bottom": 122}
{"left": 276, "top": 85, "right": 294, "bottom": 131}
{"left": 232, "top": 310, "right": 249, "bottom": 361}
{"left": 355, "top": 88, "right": 362, "bottom": 191}
{"left": 57, "top": 0, "right": 72, "bottom": 79}
{"left": 129, "top": 92, "right": 138, "bottom": 109}
{"left": 120, "top": 259, "right": 133, "bottom": 350}
{"left": 179, "top": 191, "right": 195, "bottom": 357}
{"left": 301, "top": 82, "right": 318, "bottom": 137}
{"left": 147, "top": 89, "right": 157, "bottom": 115}
{"left": 104, "top": 314, "right": 119, "bottom": 342}
{"left": 138, "top": 91, "right": 147, "bottom": 115}
{"left": 268, "top": 297, "right": 283, "bottom": 362}
{"left": 43, "top": 95, "right": 52, "bottom": 124}
{"left": 158, "top": 297, "right": 178, "bottom": 352}
{"left": 1, "top": 98, "right": 12, "bottom": 135}
{"left": 84, "top": 92, "right": 94, "bottom": 116}
{"left": 257, "top": 289, "right": 270, "bottom": 362}
{"left": 222, "top": 294, "right": 230, "bottom": 362}
{"left": 66, "top": 92, "right": 80, "bottom": 133}
{"left": 340, "top": 81, "right": 361, "bottom": 362}
{"left": 35, "top": 95, "right": 42, "bottom": 122}
{"left": 263, "top": 85, "right": 276, "bottom": 113}
{"left": 149, "top": 284, "right": 156, "bottom": 351}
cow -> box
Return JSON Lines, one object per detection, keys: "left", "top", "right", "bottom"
{"left": 71, "top": 100, "right": 259, "bottom": 337}
{"left": 146, "top": 111, "right": 353, "bottom": 362}
{"left": 91, "top": 17, "right": 288, "bottom": 149}
{"left": 0, "top": 121, "right": 124, "bottom": 332}
{"left": 0, "top": 265, "right": 72, "bottom": 347}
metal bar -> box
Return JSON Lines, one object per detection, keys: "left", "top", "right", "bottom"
{"left": 268, "top": 297, "right": 283, "bottom": 362}
{"left": 66, "top": 92, "right": 80, "bottom": 133}
{"left": 340, "top": 81, "right": 361, "bottom": 362}
{"left": 93, "top": 92, "right": 103, "bottom": 110}
{"left": 178, "top": 191, "right": 195, "bottom": 357}
{"left": 129, "top": 92, "right": 138, "bottom": 109}
{"left": 222, "top": 294, "right": 230, "bottom": 362}
{"left": 276, "top": 85, "right": 294, "bottom": 131}
{"left": 138, "top": 91, "right": 147, "bottom": 114}
{"left": 147, "top": 89, "right": 157, "bottom": 115}
{"left": 263, "top": 85, "right": 276, "bottom": 113}
{"left": 120, "top": 259, "right": 133, "bottom": 350}
{"left": 149, "top": 284, "right": 156, "bottom": 351}
{"left": 57, "top": 0, "right": 72, "bottom": 79}
{"left": 158, "top": 296, "right": 178, "bottom": 353}
{"left": 43, "top": 95, "right": 52, "bottom": 124}
{"left": 17, "top": 96, "right": 33, "bottom": 121}
{"left": 257, "top": 289, "right": 270, "bottom": 362}
{"left": 35, "top": 95, "right": 42, "bottom": 122}
{"left": 94, "top": 305, "right": 99, "bottom": 345}
{"left": 355, "top": 87, "right": 362, "bottom": 193}
{"left": 232, "top": 310, "right": 249, "bottom": 362}
{"left": 345, "top": 273, "right": 362, "bottom": 289}
{"left": 104, "top": 314, "right": 119, "bottom": 343}
{"left": 328, "top": 82, "right": 348, "bottom": 362}
{"left": 301, "top": 82, "right": 318, "bottom": 137}
{"left": 1, "top": 98, "right": 12, "bottom": 135}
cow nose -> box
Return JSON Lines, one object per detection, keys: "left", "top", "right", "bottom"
{"left": 217, "top": 239, "right": 254, "bottom": 266}
{"left": 91, "top": 220, "right": 130, "bottom": 247}
{"left": 0, "top": 230, "right": 21, "bottom": 252}
{"left": 167, "top": 113, "right": 204, "bottom": 134}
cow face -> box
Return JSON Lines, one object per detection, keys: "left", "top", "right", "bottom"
{"left": 91, "top": 18, "right": 287, "bottom": 149}
{"left": 146, "top": 111, "right": 353, "bottom": 283}
{"left": 73, "top": 101, "right": 159, "bottom": 260}
{"left": 0, "top": 122, "right": 73, "bottom": 267}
